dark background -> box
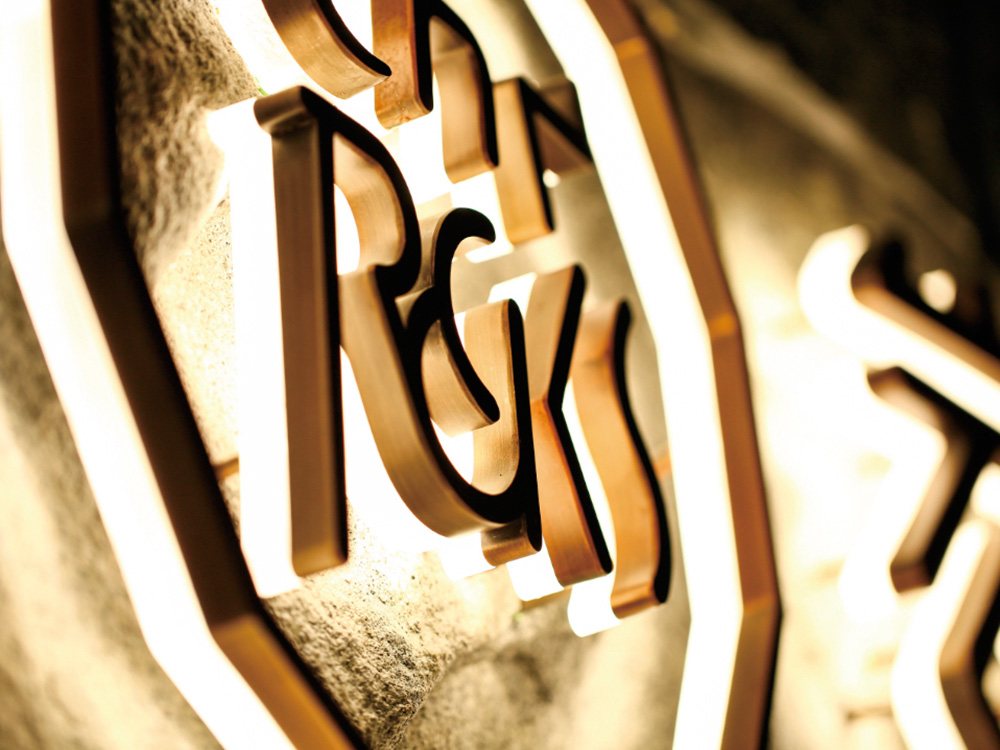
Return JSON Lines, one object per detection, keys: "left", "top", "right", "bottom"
{"left": 709, "top": 0, "right": 1000, "bottom": 262}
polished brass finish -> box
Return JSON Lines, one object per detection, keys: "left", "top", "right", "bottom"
{"left": 417, "top": 211, "right": 499, "bottom": 434}
{"left": 373, "top": 0, "right": 499, "bottom": 182}
{"left": 493, "top": 77, "right": 591, "bottom": 243}
{"left": 262, "top": 0, "right": 390, "bottom": 98}
{"left": 869, "top": 367, "right": 999, "bottom": 592}
{"left": 256, "top": 87, "right": 541, "bottom": 557}
{"left": 524, "top": 266, "right": 612, "bottom": 585}
{"left": 47, "top": 2, "right": 359, "bottom": 746}
{"left": 268, "top": 111, "right": 348, "bottom": 577}
{"left": 583, "top": 1, "right": 779, "bottom": 745}
{"left": 572, "top": 300, "right": 670, "bottom": 616}
{"left": 852, "top": 239, "right": 1000, "bottom": 386}
{"left": 939, "top": 515, "right": 1000, "bottom": 750}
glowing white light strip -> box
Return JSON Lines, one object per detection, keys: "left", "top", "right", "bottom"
{"left": 838, "top": 395, "right": 946, "bottom": 623}
{"left": 799, "top": 226, "right": 1000, "bottom": 433}
{"left": 565, "top": 381, "right": 621, "bottom": 636}
{"left": 506, "top": 542, "right": 563, "bottom": 602}
{"left": 212, "top": 0, "right": 374, "bottom": 101}
{"left": 891, "top": 519, "right": 998, "bottom": 750}
{"left": 972, "top": 462, "right": 1000, "bottom": 525}
{"left": 0, "top": 3, "right": 290, "bottom": 747}
{"left": 524, "top": 1, "right": 742, "bottom": 745}
{"left": 208, "top": 102, "right": 301, "bottom": 598}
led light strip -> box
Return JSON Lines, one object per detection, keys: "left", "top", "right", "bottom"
{"left": 0, "top": 1, "right": 356, "bottom": 746}
{"left": 524, "top": 1, "right": 780, "bottom": 746}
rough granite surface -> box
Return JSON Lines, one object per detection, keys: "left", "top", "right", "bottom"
{"left": 112, "top": 0, "right": 257, "bottom": 282}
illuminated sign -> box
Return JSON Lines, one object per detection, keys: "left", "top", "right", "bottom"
{"left": 802, "top": 227, "right": 1000, "bottom": 750}
{"left": 0, "top": 0, "right": 779, "bottom": 747}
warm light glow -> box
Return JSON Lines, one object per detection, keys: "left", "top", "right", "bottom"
{"left": 214, "top": 0, "right": 325, "bottom": 97}
{"left": 565, "top": 382, "right": 621, "bottom": 636}
{"left": 891, "top": 520, "right": 994, "bottom": 750}
{"left": 801, "top": 226, "right": 1000, "bottom": 624}
{"left": 209, "top": 101, "right": 300, "bottom": 598}
{"left": 972, "top": 461, "right": 1000, "bottom": 524}
{"left": 4, "top": 0, "right": 775, "bottom": 743}
{"left": 338, "top": 351, "right": 444, "bottom": 556}
{"left": 507, "top": 544, "right": 564, "bottom": 602}
{"left": 210, "top": 97, "right": 505, "bottom": 585}
{"left": 525, "top": 1, "right": 742, "bottom": 745}
{"left": 451, "top": 171, "right": 514, "bottom": 262}
{"left": 209, "top": 93, "right": 532, "bottom": 589}
{"left": 333, "top": 1, "right": 374, "bottom": 52}
{"left": 436, "top": 532, "right": 494, "bottom": 580}
{"left": 918, "top": 269, "right": 957, "bottom": 314}
{"left": 0, "top": 4, "right": 291, "bottom": 747}
{"left": 800, "top": 226, "right": 1000, "bottom": 433}
{"left": 335, "top": 185, "right": 362, "bottom": 273}
{"left": 487, "top": 273, "right": 536, "bottom": 310}
{"left": 204, "top": 19, "right": 522, "bottom": 586}
{"left": 394, "top": 77, "right": 452, "bottom": 205}
{"left": 838, "top": 393, "right": 946, "bottom": 623}
{"left": 213, "top": 0, "right": 384, "bottom": 138}
{"left": 340, "top": 348, "right": 491, "bottom": 578}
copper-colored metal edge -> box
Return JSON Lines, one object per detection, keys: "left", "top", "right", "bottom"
{"left": 49, "top": 2, "right": 360, "bottom": 746}
{"left": 372, "top": 0, "right": 499, "bottom": 182}
{"left": 493, "top": 77, "right": 592, "bottom": 244}
{"left": 572, "top": 299, "right": 670, "bottom": 615}
{"left": 265, "top": 106, "right": 348, "bottom": 577}
{"left": 869, "top": 367, "right": 998, "bottom": 593}
{"left": 263, "top": 0, "right": 390, "bottom": 98}
{"left": 852, "top": 239, "right": 1000, "bottom": 386}
{"left": 583, "top": 1, "right": 780, "bottom": 745}
{"left": 525, "top": 267, "right": 613, "bottom": 585}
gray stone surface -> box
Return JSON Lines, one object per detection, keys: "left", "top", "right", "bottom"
{"left": 112, "top": 0, "right": 257, "bottom": 282}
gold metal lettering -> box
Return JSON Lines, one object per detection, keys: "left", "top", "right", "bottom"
{"left": 256, "top": 87, "right": 541, "bottom": 559}
{"left": 524, "top": 266, "right": 613, "bottom": 585}
{"left": 3, "top": 0, "right": 758, "bottom": 743}
{"left": 582, "top": 1, "right": 779, "bottom": 745}
{"left": 261, "top": 0, "right": 390, "bottom": 98}
{"left": 572, "top": 299, "right": 671, "bottom": 615}
{"left": 268, "top": 100, "right": 347, "bottom": 578}
{"left": 868, "top": 367, "right": 998, "bottom": 592}
{"left": 493, "top": 77, "right": 591, "bottom": 243}
{"left": 373, "top": 0, "right": 499, "bottom": 182}
{"left": 809, "top": 230, "right": 1000, "bottom": 749}
{"left": 852, "top": 239, "right": 1000, "bottom": 386}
